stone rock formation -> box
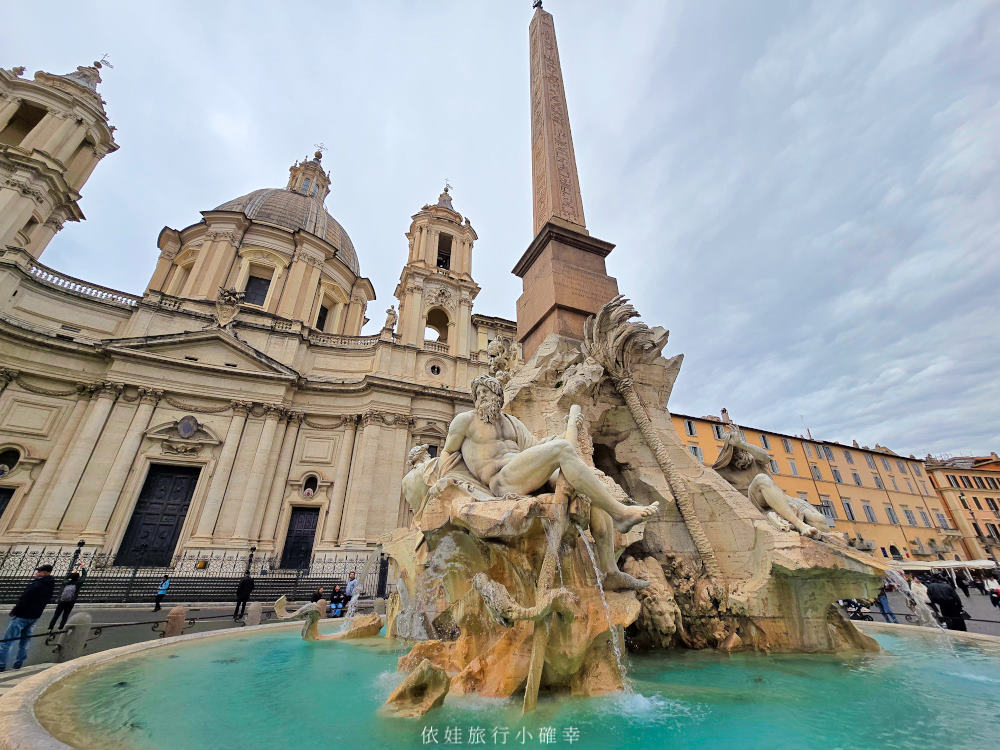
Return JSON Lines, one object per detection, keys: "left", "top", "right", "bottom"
{"left": 382, "top": 658, "right": 451, "bottom": 718}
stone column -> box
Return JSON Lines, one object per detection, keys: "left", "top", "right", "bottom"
{"left": 321, "top": 415, "right": 359, "bottom": 544}
{"left": 84, "top": 388, "right": 162, "bottom": 535}
{"left": 249, "top": 412, "right": 290, "bottom": 540}
{"left": 233, "top": 405, "right": 283, "bottom": 540}
{"left": 192, "top": 401, "right": 250, "bottom": 539}
{"left": 0, "top": 97, "right": 21, "bottom": 132}
{"left": 34, "top": 382, "right": 121, "bottom": 532}
{"left": 257, "top": 411, "right": 302, "bottom": 543}
{"left": 338, "top": 412, "right": 382, "bottom": 545}
{"left": 14, "top": 386, "right": 90, "bottom": 531}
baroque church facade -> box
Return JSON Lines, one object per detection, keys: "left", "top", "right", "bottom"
{"left": 0, "top": 61, "right": 515, "bottom": 568}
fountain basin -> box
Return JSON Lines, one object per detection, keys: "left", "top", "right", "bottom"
{"left": 2, "top": 621, "right": 999, "bottom": 750}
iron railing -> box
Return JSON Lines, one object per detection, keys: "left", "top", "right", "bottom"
{"left": 0, "top": 547, "right": 389, "bottom": 605}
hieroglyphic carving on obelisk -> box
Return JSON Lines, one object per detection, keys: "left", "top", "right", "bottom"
{"left": 529, "top": 7, "right": 587, "bottom": 236}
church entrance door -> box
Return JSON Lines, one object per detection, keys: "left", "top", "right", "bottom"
{"left": 116, "top": 464, "right": 201, "bottom": 567}
{"left": 279, "top": 507, "right": 319, "bottom": 570}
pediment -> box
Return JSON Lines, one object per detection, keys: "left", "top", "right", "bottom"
{"left": 104, "top": 330, "right": 298, "bottom": 379}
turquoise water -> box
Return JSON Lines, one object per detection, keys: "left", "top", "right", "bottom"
{"left": 45, "top": 628, "right": 1000, "bottom": 750}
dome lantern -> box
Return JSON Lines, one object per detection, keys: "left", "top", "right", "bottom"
{"left": 287, "top": 149, "right": 330, "bottom": 202}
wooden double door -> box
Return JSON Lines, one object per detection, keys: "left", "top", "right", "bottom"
{"left": 116, "top": 464, "right": 201, "bottom": 567}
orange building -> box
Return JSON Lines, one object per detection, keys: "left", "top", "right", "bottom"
{"left": 670, "top": 411, "right": 967, "bottom": 562}
{"left": 925, "top": 455, "right": 1000, "bottom": 560}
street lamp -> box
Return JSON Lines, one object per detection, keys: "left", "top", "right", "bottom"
{"left": 67, "top": 539, "right": 85, "bottom": 577}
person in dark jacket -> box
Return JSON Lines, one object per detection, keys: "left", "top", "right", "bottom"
{"left": 927, "top": 576, "right": 967, "bottom": 631}
{"left": 0, "top": 565, "right": 55, "bottom": 671}
{"left": 310, "top": 587, "right": 324, "bottom": 603}
{"left": 234, "top": 575, "right": 254, "bottom": 620}
{"left": 48, "top": 571, "right": 82, "bottom": 631}
{"left": 329, "top": 584, "right": 346, "bottom": 617}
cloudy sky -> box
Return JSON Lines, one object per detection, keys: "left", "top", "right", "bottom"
{"left": 4, "top": 1, "right": 998, "bottom": 458}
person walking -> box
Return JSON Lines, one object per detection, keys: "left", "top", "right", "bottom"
{"left": 153, "top": 575, "right": 170, "bottom": 612}
{"left": 927, "top": 575, "right": 968, "bottom": 631}
{"left": 48, "top": 571, "right": 82, "bottom": 631}
{"left": 233, "top": 574, "right": 254, "bottom": 620}
{"left": 875, "top": 580, "right": 898, "bottom": 624}
{"left": 0, "top": 565, "right": 55, "bottom": 671}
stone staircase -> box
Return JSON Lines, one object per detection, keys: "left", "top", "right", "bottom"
{"left": 0, "top": 663, "right": 53, "bottom": 698}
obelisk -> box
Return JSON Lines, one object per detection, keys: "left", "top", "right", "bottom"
{"left": 513, "top": 4, "right": 619, "bottom": 359}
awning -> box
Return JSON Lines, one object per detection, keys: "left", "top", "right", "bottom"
{"left": 889, "top": 559, "right": 999, "bottom": 572}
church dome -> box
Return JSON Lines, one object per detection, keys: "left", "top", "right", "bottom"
{"left": 213, "top": 153, "right": 359, "bottom": 274}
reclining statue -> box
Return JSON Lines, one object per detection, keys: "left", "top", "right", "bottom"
{"left": 402, "top": 374, "right": 657, "bottom": 590}
{"left": 712, "top": 425, "right": 831, "bottom": 538}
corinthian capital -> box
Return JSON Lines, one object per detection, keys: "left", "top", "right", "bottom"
{"left": 138, "top": 387, "right": 164, "bottom": 405}
{"left": 230, "top": 400, "right": 253, "bottom": 415}
{"left": 94, "top": 381, "right": 124, "bottom": 399}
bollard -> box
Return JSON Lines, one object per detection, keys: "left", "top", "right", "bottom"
{"left": 164, "top": 605, "right": 188, "bottom": 638}
{"left": 55, "top": 611, "right": 93, "bottom": 663}
{"left": 246, "top": 601, "right": 262, "bottom": 626}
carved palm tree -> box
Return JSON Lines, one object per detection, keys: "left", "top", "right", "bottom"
{"left": 583, "top": 295, "right": 723, "bottom": 581}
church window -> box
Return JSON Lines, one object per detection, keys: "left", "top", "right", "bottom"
{"left": 302, "top": 475, "right": 319, "bottom": 497}
{"left": 244, "top": 275, "right": 271, "bottom": 306}
{"left": 0, "top": 448, "right": 21, "bottom": 477}
{"left": 430, "top": 365, "right": 441, "bottom": 376}
{"left": 316, "top": 304, "right": 329, "bottom": 331}
{"left": 436, "top": 233, "right": 453, "bottom": 270}
{"left": 302, "top": 178, "right": 311, "bottom": 194}
{"left": 0, "top": 101, "right": 46, "bottom": 147}
{"left": 425, "top": 307, "right": 449, "bottom": 343}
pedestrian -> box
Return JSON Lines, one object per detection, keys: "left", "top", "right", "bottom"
{"left": 875, "top": 579, "right": 898, "bottom": 624}
{"left": 329, "top": 584, "right": 345, "bottom": 617}
{"left": 48, "top": 571, "right": 82, "bottom": 631}
{"left": 984, "top": 575, "right": 1000, "bottom": 609}
{"left": 927, "top": 575, "right": 968, "bottom": 631}
{"left": 153, "top": 575, "right": 170, "bottom": 612}
{"left": 0, "top": 564, "right": 55, "bottom": 672}
{"left": 233, "top": 574, "right": 254, "bottom": 620}
{"left": 310, "top": 587, "right": 324, "bottom": 603}
{"left": 345, "top": 571, "right": 357, "bottom": 600}
{"left": 955, "top": 574, "right": 971, "bottom": 598}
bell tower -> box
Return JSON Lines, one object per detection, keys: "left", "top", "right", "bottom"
{"left": 0, "top": 61, "right": 118, "bottom": 259}
{"left": 394, "top": 187, "right": 479, "bottom": 357}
